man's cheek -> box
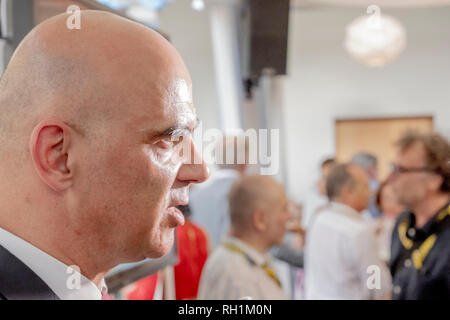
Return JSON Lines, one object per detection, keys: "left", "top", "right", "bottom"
{"left": 171, "top": 137, "right": 197, "bottom": 166}
{"left": 144, "top": 145, "right": 182, "bottom": 174}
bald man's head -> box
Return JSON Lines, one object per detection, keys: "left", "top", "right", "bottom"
{"left": 0, "top": 10, "right": 191, "bottom": 157}
{"left": 0, "top": 10, "right": 208, "bottom": 278}
{"left": 228, "top": 175, "right": 289, "bottom": 247}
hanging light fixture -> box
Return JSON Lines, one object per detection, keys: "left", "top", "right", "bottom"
{"left": 344, "top": 9, "right": 407, "bottom": 67}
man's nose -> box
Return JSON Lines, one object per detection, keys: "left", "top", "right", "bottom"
{"left": 187, "top": 160, "right": 210, "bottom": 184}
{"left": 177, "top": 139, "right": 210, "bottom": 184}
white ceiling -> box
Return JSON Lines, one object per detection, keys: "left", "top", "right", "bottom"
{"left": 291, "top": 0, "right": 450, "bottom": 8}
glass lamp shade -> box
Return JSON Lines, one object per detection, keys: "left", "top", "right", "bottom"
{"left": 344, "top": 14, "right": 407, "bottom": 67}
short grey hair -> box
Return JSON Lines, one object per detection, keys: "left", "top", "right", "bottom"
{"left": 326, "top": 164, "right": 357, "bottom": 200}
{"left": 351, "top": 152, "right": 377, "bottom": 170}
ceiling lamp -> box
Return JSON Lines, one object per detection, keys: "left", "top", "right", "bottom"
{"left": 344, "top": 12, "right": 407, "bottom": 67}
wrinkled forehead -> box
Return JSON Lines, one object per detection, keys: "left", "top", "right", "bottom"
{"left": 128, "top": 77, "right": 197, "bottom": 134}
{"left": 164, "top": 79, "right": 193, "bottom": 110}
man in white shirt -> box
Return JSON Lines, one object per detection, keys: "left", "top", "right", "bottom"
{"left": 0, "top": 11, "right": 209, "bottom": 299}
{"left": 301, "top": 158, "right": 336, "bottom": 230}
{"left": 197, "top": 175, "right": 291, "bottom": 300}
{"left": 305, "top": 164, "right": 391, "bottom": 300}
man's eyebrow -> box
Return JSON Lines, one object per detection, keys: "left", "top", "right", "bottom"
{"left": 147, "top": 117, "right": 200, "bottom": 138}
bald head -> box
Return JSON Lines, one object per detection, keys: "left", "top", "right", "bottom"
{"left": 0, "top": 10, "right": 209, "bottom": 281}
{"left": 0, "top": 10, "right": 190, "bottom": 159}
{"left": 228, "top": 175, "right": 288, "bottom": 234}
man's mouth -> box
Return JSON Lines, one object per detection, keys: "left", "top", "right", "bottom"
{"left": 166, "top": 206, "right": 185, "bottom": 227}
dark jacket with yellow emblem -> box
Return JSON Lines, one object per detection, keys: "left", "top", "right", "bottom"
{"left": 389, "top": 203, "right": 450, "bottom": 300}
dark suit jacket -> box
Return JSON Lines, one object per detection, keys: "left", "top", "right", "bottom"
{"left": 0, "top": 245, "right": 59, "bottom": 300}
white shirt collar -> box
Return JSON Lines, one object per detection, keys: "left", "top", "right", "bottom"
{"left": 0, "top": 226, "right": 106, "bottom": 300}
{"left": 329, "top": 201, "right": 362, "bottom": 220}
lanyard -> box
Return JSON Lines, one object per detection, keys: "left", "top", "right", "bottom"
{"left": 222, "top": 242, "right": 282, "bottom": 288}
{"left": 397, "top": 204, "right": 449, "bottom": 270}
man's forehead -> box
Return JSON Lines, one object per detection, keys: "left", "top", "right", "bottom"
{"left": 143, "top": 106, "right": 198, "bottom": 139}
{"left": 167, "top": 102, "right": 197, "bottom": 130}
{"left": 125, "top": 76, "right": 197, "bottom": 135}
{"left": 168, "top": 78, "right": 192, "bottom": 102}
{"left": 397, "top": 142, "right": 426, "bottom": 165}
{"left": 161, "top": 78, "right": 194, "bottom": 119}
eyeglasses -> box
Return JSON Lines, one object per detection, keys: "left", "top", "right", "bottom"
{"left": 389, "top": 164, "right": 435, "bottom": 175}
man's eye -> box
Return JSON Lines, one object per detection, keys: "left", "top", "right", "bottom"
{"left": 156, "top": 135, "right": 184, "bottom": 149}
{"left": 156, "top": 139, "right": 172, "bottom": 149}
{"left": 170, "top": 134, "right": 184, "bottom": 144}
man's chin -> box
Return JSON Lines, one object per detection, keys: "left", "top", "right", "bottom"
{"left": 146, "top": 231, "right": 175, "bottom": 258}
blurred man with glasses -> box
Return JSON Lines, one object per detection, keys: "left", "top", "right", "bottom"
{"left": 388, "top": 131, "right": 450, "bottom": 300}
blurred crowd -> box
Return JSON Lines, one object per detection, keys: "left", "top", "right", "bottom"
{"left": 122, "top": 131, "right": 450, "bottom": 300}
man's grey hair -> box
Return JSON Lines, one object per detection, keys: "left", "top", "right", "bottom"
{"left": 351, "top": 152, "right": 377, "bottom": 170}
{"left": 326, "top": 163, "right": 357, "bottom": 200}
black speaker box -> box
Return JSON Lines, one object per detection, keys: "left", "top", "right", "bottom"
{"left": 248, "top": 0, "right": 290, "bottom": 78}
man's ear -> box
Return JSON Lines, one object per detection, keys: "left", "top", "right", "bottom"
{"left": 29, "top": 119, "right": 73, "bottom": 192}
{"left": 253, "top": 208, "right": 267, "bottom": 232}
